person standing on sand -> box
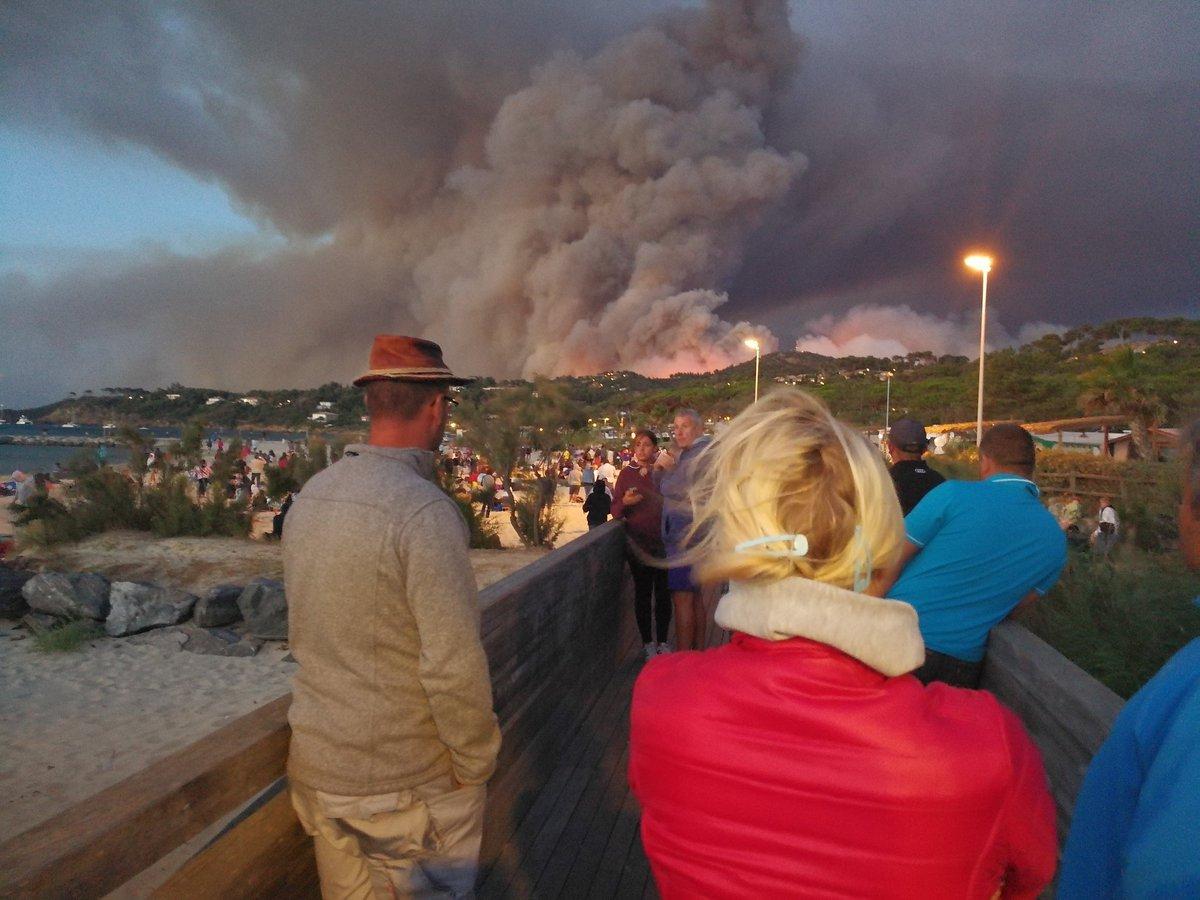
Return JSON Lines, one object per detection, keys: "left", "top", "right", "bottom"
{"left": 583, "top": 477, "right": 612, "bottom": 529}
{"left": 284, "top": 335, "right": 500, "bottom": 899}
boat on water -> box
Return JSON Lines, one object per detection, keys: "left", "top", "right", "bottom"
{"left": 61, "top": 422, "right": 79, "bottom": 428}
{"left": 15, "top": 415, "right": 31, "bottom": 425}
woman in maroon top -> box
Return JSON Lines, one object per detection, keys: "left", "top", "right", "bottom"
{"left": 612, "top": 430, "right": 672, "bottom": 660}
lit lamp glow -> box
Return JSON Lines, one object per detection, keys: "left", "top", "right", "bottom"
{"left": 743, "top": 337, "right": 761, "bottom": 402}
{"left": 964, "top": 254, "right": 994, "bottom": 446}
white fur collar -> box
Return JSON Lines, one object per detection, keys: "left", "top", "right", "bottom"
{"left": 715, "top": 577, "right": 925, "bottom": 677}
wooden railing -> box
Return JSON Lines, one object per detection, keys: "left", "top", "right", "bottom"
{"left": 0, "top": 521, "right": 632, "bottom": 898}
{"left": 1036, "top": 469, "right": 1161, "bottom": 502}
{"left": 981, "top": 622, "right": 1124, "bottom": 839}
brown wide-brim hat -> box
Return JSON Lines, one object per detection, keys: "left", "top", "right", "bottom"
{"left": 353, "top": 335, "right": 474, "bottom": 387}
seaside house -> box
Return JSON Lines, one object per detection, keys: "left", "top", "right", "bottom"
{"left": 205, "top": 397, "right": 224, "bottom": 406}
{"left": 239, "top": 397, "right": 260, "bottom": 407}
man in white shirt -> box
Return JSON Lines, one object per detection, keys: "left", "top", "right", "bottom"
{"left": 1093, "top": 496, "right": 1120, "bottom": 556}
{"left": 597, "top": 458, "right": 617, "bottom": 485}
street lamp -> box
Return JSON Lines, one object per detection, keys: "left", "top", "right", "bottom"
{"left": 882, "top": 371, "right": 895, "bottom": 435}
{"left": 743, "top": 338, "right": 761, "bottom": 402}
{"left": 964, "top": 254, "right": 993, "bottom": 447}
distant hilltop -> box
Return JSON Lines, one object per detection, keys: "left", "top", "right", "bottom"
{"left": 6, "top": 316, "right": 1198, "bottom": 431}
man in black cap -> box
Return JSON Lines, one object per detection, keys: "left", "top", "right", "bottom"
{"left": 887, "top": 418, "right": 945, "bottom": 515}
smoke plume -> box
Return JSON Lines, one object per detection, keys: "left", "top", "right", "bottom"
{"left": 795, "top": 304, "right": 1063, "bottom": 359}
{"left": 1, "top": 0, "right": 800, "bottom": 398}
{"left": 404, "top": 0, "right": 800, "bottom": 376}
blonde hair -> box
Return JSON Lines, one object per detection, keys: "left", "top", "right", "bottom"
{"left": 678, "top": 388, "right": 905, "bottom": 589}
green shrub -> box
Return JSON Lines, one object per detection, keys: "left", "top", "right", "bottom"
{"left": 1025, "top": 547, "right": 1200, "bottom": 698}
{"left": 510, "top": 495, "right": 564, "bottom": 548}
{"left": 448, "top": 491, "right": 503, "bottom": 549}
{"left": 144, "top": 475, "right": 204, "bottom": 537}
{"left": 13, "top": 466, "right": 248, "bottom": 543}
{"left": 32, "top": 618, "right": 103, "bottom": 653}
{"left": 62, "top": 447, "right": 102, "bottom": 477}
{"left": 73, "top": 468, "right": 149, "bottom": 533}
{"left": 928, "top": 454, "right": 978, "bottom": 481}
{"left": 266, "top": 464, "right": 299, "bottom": 499}
{"left": 11, "top": 495, "right": 87, "bottom": 545}
{"left": 198, "top": 489, "right": 251, "bottom": 537}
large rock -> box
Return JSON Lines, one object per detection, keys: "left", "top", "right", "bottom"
{"left": 22, "top": 572, "right": 111, "bottom": 621}
{"left": 194, "top": 585, "right": 244, "bottom": 628}
{"left": 238, "top": 578, "right": 288, "bottom": 640}
{"left": 179, "top": 625, "right": 260, "bottom": 658}
{"left": 0, "top": 566, "right": 33, "bottom": 618}
{"left": 105, "top": 582, "right": 198, "bottom": 637}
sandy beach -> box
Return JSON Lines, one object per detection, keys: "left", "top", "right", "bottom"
{"left": 0, "top": 490, "right": 591, "bottom": 840}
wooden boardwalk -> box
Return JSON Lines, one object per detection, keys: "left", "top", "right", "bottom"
{"left": 480, "top": 605, "right": 730, "bottom": 899}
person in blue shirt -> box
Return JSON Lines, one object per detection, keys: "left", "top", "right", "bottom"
{"left": 876, "top": 424, "right": 1067, "bottom": 687}
{"left": 1058, "top": 420, "right": 1200, "bottom": 898}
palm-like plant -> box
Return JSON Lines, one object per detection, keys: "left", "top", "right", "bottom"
{"left": 1078, "top": 348, "right": 1168, "bottom": 459}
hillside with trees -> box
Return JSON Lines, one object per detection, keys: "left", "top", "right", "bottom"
{"left": 9, "top": 317, "right": 1198, "bottom": 434}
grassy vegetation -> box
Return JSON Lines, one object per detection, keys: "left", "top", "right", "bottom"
{"left": 446, "top": 489, "right": 503, "bottom": 550}
{"left": 1025, "top": 547, "right": 1200, "bottom": 699}
{"left": 15, "top": 316, "right": 1199, "bottom": 436}
{"left": 31, "top": 619, "right": 104, "bottom": 653}
{"left": 13, "top": 468, "right": 250, "bottom": 545}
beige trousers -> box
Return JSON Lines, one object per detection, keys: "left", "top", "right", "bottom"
{"left": 290, "top": 775, "right": 487, "bottom": 899}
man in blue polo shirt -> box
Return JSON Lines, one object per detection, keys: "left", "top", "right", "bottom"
{"left": 883, "top": 423, "right": 1066, "bottom": 688}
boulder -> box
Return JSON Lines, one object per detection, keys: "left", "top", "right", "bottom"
{"left": 71, "top": 573, "right": 111, "bottom": 619}
{"left": 179, "top": 625, "right": 260, "bottom": 658}
{"left": 0, "top": 566, "right": 33, "bottom": 618}
{"left": 22, "top": 572, "right": 111, "bottom": 621}
{"left": 105, "top": 582, "right": 198, "bottom": 637}
{"left": 194, "top": 585, "right": 244, "bottom": 628}
{"left": 238, "top": 578, "right": 288, "bottom": 640}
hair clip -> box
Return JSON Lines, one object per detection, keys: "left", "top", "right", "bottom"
{"left": 734, "top": 533, "right": 809, "bottom": 558}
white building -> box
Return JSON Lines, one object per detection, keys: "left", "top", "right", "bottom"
{"left": 309, "top": 412, "right": 332, "bottom": 423}
{"left": 205, "top": 397, "right": 223, "bottom": 406}
{"left": 316, "top": 401, "right": 335, "bottom": 410}
{"left": 239, "top": 397, "right": 260, "bottom": 406}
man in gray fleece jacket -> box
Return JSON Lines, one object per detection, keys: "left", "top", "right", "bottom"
{"left": 284, "top": 335, "right": 500, "bottom": 898}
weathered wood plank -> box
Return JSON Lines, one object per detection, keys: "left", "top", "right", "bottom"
{"left": 549, "top": 713, "right": 634, "bottom": 898}
{"left": 982, "top": 622, "right": 1123, "bottom": 836}
{"left": 533, "top": 671, "right": 636, "bottom": 896}
{"left": 152, "top": 779, "right": 318, "bottom": 899}
{"left": 0, "top": 695, "right": 291, "bottom": 899}
{"left": 483, "top": 652, "right": 635, "bottom": 897}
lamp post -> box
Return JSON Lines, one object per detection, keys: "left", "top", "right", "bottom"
{"left": 964, "top": 255, "right": 994, "bottom": 447}
{"left": 883, "top": 371, "right": 894, "bottom": 435}
{"left": 744, "top": 338, "right": 761, "bottom": 402}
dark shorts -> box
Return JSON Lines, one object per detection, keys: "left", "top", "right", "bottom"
{"left": 914, "top": 648, "right": 984, "bottom": 689}
{"left": 667, "top": 563, "right": 697, "bottom": 592}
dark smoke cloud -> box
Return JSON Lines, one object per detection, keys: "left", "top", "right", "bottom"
{"left": 733, "top": 2, "right": 1200, "bottom": 340}
{"left": 2, "top": 0, "right": 1197, "bottom": 404}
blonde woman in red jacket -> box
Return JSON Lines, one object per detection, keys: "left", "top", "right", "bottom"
{"left": 629, "top": 388, "right": 1056, "bottom": 898}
